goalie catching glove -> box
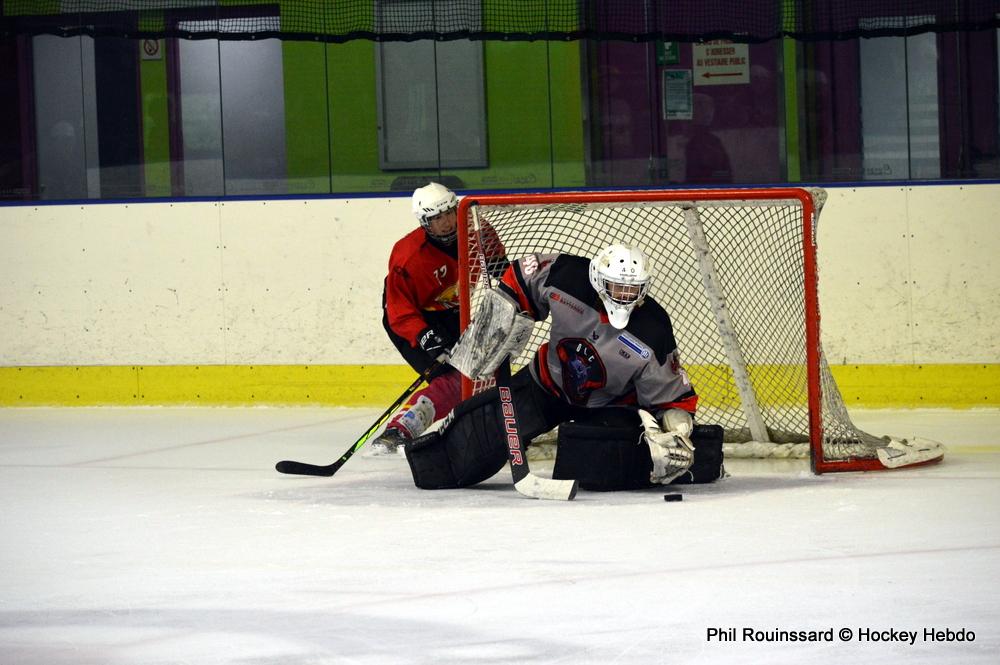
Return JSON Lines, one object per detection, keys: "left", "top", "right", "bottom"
{"left": 640, "top": 408, "right": 696, "bottom": 484}
{"left": 449, "top": 289, "right": 535, "bottom": 380}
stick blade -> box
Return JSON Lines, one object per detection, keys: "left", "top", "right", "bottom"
{"left": 275, "top": 460, "right": 339, "bottom": 477}
{"left": 514, "top": 475, "right": 578, "bottom": 501}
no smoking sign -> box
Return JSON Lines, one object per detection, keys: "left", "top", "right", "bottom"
{"left": 141, "top": 39, "right": 163, "bottom": 60}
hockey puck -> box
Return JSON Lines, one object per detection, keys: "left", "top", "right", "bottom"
{"left": 663, "top": 493, "right": 683, "bottom": 502}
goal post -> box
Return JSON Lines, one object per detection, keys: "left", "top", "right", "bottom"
{"left": 455, "top": 188, "right": 944, "bottom": 474}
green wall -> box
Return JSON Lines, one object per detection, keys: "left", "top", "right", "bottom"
{"left": 326, "top": 41, "right": 382, "bottom": 192}
{"left": 455, "top": 40, "right": 585, "bottom": 190}
{"left": 140, "top": 46, "right": 171, "bottom": 197}
{"left": 138, "top": 37, "right": 587, "bottom": 196}
{"left": 283, "top": 40, "right": 333, "bottom": 194}
{"left": 280, "top": 40, "right": 586, "bottom": 193}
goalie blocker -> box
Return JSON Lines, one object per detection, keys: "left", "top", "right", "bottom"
{"left": 404, "top": 366, "right": 723, "bottom": 491}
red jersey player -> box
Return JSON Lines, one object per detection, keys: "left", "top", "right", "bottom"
{"left": 372, "top": 183, "right": 466, "bottom": 454}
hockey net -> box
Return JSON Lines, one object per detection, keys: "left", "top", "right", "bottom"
{"left": 456, "top": 188, "right": 944, "bottom": 474}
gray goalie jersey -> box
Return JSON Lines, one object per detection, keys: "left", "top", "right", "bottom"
{"left": 497, "top": 253, "right": 698, "bottom": 416}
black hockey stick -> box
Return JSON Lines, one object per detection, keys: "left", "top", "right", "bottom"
{"left": 495, "top": 358, "right": 578, "bottom": 501}
{"left": 274, "top": 362, "right": 440, "bottom": 477}
{"left": 468, "top": 210, "right": 577, "bottom": 500}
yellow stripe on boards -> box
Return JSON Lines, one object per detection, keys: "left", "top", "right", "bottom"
{"left": 0, "top": 365, "right": 416, "bottom": 406}
{"left": 0, "top": 365, "right": 140, "bottom": 405}
{"left": 0, "top": 364, "right": 996, "bottom": 408}
{"left": 829, "top": 364, "right": 999, "bottom": 407}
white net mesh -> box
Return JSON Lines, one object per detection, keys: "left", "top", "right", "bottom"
{"left": 462, "top": 189, "right": 888, "bottom": 466}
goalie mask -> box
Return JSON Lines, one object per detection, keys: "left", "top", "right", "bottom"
{"left": 412, "top": 182, "right": 459, "bottom": 244}
{"left": 589, "top": 244, "right": 651, "bottom": 329}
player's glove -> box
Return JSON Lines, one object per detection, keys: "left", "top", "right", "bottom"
{"left": 417, "top": 327, "right": 451, "bottom": 364}
{"left": 640, "top": 408, "right": 695, "bottom": 485}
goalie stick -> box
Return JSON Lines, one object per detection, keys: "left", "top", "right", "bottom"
{"left": 495, "top": 357, "right": 578, "bottom": 501}
{"left": 469, "top": 209, "right": 578, "bottom": 501}
{"left": 274, "top": 362, "right": 441, "bottom": 477}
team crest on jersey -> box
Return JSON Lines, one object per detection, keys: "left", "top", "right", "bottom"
{"left": 617, "top": 333, "right": 651, "bottom": 359}
{"left": 434, "top": 283, "right": 459, "bottom": 309}
{"left": 555, "top": 338, "right": 607, "bottom": 405}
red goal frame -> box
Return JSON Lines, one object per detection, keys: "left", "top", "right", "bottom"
{"left": 454, "top": 188, "right": 915, "bottom": 474}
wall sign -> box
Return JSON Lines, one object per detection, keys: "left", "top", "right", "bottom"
{"left": 656, "top": 41, "right": 680, "bottom": 65}
{"left": 663, "top": 70, "right": 693, "bottom": 120}
{"left": 693, "top": 42, "right": 749, "bottom": 86}
{"left": 141, "top": 39, "right": 163, "bottom": 61}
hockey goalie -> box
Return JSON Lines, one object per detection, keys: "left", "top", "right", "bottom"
{"left": 404, "top": 244, "right": 726, "bottom": 492}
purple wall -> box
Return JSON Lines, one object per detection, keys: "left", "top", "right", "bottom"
{"left": 939, "top": 30, "right": 1000, "bottom": 178}
{"left": 591, "top": 39, "right": 784, "bottom": 186}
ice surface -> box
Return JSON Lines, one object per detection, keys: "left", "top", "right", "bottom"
{"left": 1, "top": 407, "right": 998, "bottom": 664}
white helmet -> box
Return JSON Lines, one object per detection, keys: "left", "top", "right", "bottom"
{"left": 412, "top": 182, "right": 458, "bottom": 243}
{"left": 588, "top": 244, "right": 651, "bottom": 329}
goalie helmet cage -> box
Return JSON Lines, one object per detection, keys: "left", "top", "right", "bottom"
{"left": 456, "top": 187, "right": 940, "bottom": 474}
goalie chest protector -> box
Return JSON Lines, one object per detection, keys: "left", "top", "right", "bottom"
{"left": 503, "top": 254, "right": 693, "bottom": 412}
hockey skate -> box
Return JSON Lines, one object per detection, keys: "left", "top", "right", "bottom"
{"left": 368, "top": 427, "right": 410, "bottom": 457}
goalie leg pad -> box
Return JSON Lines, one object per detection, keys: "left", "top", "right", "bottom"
{"left": 405, "top": 431, "right": 460, "bottom": 489}
{"left": 405, "top": 368, "right": 559, "bottom": 489}
{"left": 406, "top": 424, "right": 508, "bottom": 489}
{"left": 668, "top": 424, "right": 725, "bottom": 485}
{"left": 552, "top": 416, "right": 652, "bottom": 491}
{"left": 405, "top": 386, "right": 509, "bottom": 489}
{"left": 552, "top": 418, "right": 725, "bottom": 490}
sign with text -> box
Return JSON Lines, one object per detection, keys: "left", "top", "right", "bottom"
{"left": 656, "top": 41, "right": 680, "bottom": 65}
{"left": 693, "top": 42, "right": 748, "bottom": 86}
{"left": 662, "top": 70, "right": 692, "bottom": 120}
